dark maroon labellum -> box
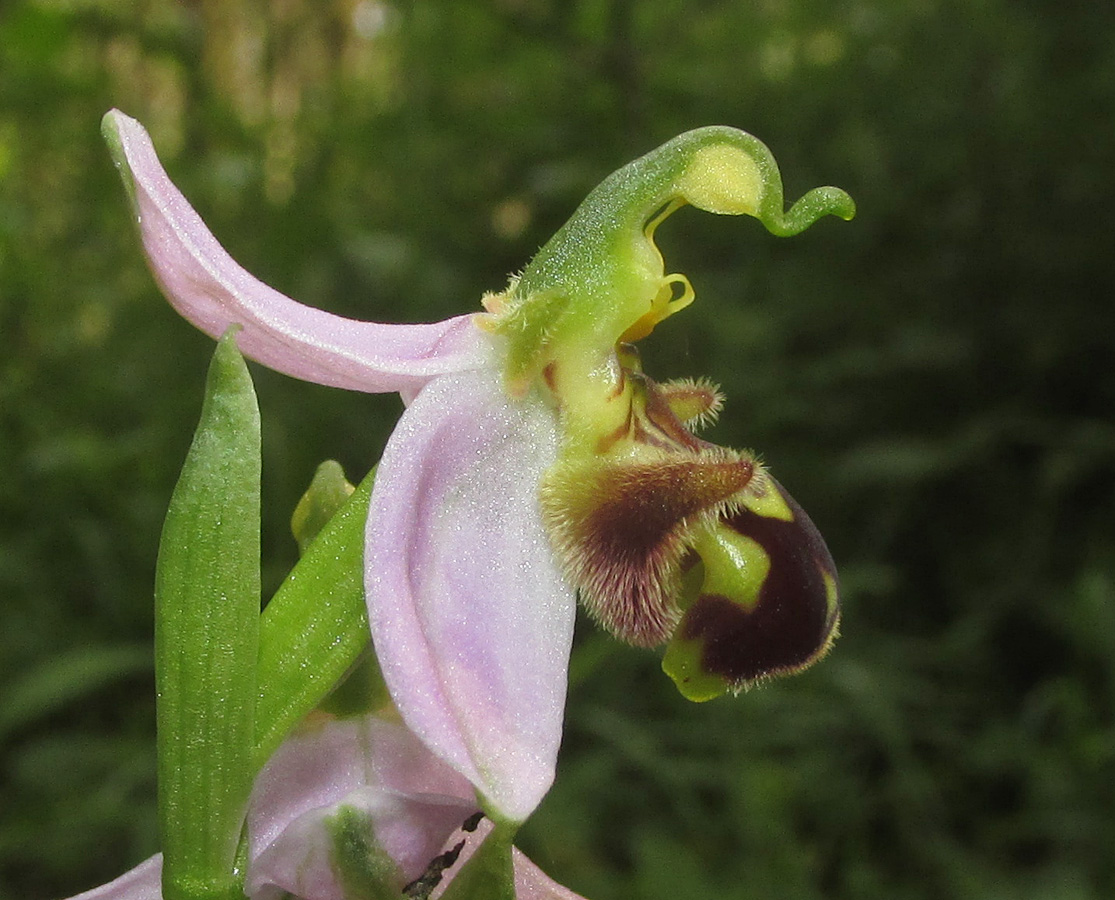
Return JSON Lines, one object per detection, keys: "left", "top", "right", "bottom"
{"left": 680, "top": 482, "right": 839, "bottom": 687}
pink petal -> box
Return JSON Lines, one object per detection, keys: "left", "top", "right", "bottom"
{"left": 512, "top": 850, "right": 590, "bottom": 900}
{"left": 248, "top": 716, "right": 475, "bottom": 859}
{"left": 102, "top": 110, "right": 495, "bottom": 395}
{"left": 247, "top": 787, "right": 475, "bottom": 900}
{"left": 64, "top": 854, "right": 163, "bottom": 900}
{"left": 246, "top": 716, "right": 478, "bottom": 900}
{"left": 366, "top": 369, "right": 574, "bottom": 823}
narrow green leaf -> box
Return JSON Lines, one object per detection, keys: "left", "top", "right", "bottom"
{"left": 253, "top": 466, "right": 378, "bottom": 769}
{"left": 155, "top": 329, "right": 260, "bottom": 900}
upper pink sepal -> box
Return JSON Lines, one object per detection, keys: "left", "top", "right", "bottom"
{"left": 365, "top": 368, "right": 574, "bottom": 823}
{"left": 102, "top": 110, "right": 495, "bottom": 397}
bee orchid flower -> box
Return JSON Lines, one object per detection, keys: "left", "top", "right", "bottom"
{"left": 102, "top": 110, "right": 853, "bottom": 828}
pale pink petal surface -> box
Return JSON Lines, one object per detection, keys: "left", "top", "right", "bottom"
{"left": 366, "top": 368, "right": 573, "bottom": 823}
{"left": 248, "top": 786, "right": 475, "bottom": 900}
{"left": 103, "top": 110, "right": 496, "bottom": 397}
{"left": 248, "top": 716, "right": 476, "bottom": 859}
{"left": 511, "top": 850, "right": 590, "bottom": 900}
{"left": 66, "top": 854, "right": 163, "bottom": 900}
{"left": 95, "top": 108, "right": 585, "bottom": 893}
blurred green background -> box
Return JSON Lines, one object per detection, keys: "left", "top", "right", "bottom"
{"left": 2, "top": 0, "right": 1113, "bottom": 898}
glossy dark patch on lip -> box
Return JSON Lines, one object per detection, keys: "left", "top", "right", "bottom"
{"left": 680, "top": 482, "right": 839, "bottom": 685}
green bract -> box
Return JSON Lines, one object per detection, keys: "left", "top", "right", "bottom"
{"left": 254, "top": 465, "right": 380, "bottom": 766}
{"left": 154, "top": 329, "right": 260, "bottom": 900}
{"left": 290, "top": 460, "right": 357, "bottom": 555}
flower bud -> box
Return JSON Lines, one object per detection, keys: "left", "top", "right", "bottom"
{"left": 291, "top": 460, "right": 356, "bottom": 554}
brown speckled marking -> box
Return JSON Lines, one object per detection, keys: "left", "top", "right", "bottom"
{"left": 631, "top": 417, "right": 681, "bottom": 452}
{"left": 542, "top": 360, "right": 559, "bottom": 395}
{"left": 608, "top": 364, "right": 629, "bottom": 399}
{"left": 595, "top": 405, "right": 634, "bottom": 454}
{"left": 637, "top": 373, "right": 705, "bottom": 452}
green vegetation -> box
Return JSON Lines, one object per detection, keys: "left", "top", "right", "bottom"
{"left": 2, "top": 1, "right": 1113, "bottom": 898}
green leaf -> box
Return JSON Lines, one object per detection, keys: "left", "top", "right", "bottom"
{"left": 253, "top": 466, "right": 379, "bottom": 768}
{"left": 154, "top": 329, "right": 260, "bottom": 900}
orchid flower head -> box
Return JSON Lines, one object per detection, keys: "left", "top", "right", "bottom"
{"left": 102, "top": 110, "right": 851, "bottom": 827}
{"left": 481, "top": 128, "right": 850, "bottom": 700}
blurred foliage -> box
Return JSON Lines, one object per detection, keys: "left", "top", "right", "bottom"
{"left": 2, "top": 0, "right": 1114, "bottom": 898}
